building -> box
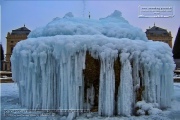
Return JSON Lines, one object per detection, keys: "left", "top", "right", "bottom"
{"left": 173, "top": 27, "right": 180, "bottom": 69}
{"left": 145, "top": 23, "right": 173, "bottom": 47}
{"left": 3, "top": 25, "right": 31, "bottom": 71}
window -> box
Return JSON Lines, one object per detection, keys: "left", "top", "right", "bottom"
{"left": 5, "top": 64, "right": 7, "bottom": 71}
{"left": 11, "top": 47, "right": 14, "bottom": 53}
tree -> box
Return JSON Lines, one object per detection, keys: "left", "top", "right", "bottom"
{"left": 173, "top": 27, "right": 180, "bottom": 59}
{"left": 0, "top": 44, "right": 4, "bottom": 61}
{"left": 0, "top": 44, "right": 4, "bottom": 70}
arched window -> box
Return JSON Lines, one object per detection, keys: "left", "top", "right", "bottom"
{"left": 11, "top": 47, "right": 14, "bottom": 53}
{"left": 5, "top": 63, "right": 7, "bottom": 71}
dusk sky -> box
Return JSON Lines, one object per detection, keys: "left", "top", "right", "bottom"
{"left": 1, "top": 0, "right": 180, "bottom": 52}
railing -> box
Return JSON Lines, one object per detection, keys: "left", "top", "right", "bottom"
{"left": 0, "top": 71, "right": 13, "bottom": 83}
{"left": 174, "top": 69, "right": 180, "bottom": 82}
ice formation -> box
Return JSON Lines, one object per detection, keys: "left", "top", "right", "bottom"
{"left": 11, "top": 10, "right": 175, "bottom": 117}
{"left": 135, "top": 100, "right": 162, "bottom": 115}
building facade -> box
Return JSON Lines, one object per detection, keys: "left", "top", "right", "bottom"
{"left": 145, "top": 24, "right": 172, "bottom": 48}
{"left": 3, "top": 25, "right": 31, "bottom": 71}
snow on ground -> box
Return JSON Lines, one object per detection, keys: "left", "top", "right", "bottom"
{"left": 1, "top": 83, "right": 18, "bottom": 97}
{"left": 1, "top": 83, "right": 180, "bottom": 120}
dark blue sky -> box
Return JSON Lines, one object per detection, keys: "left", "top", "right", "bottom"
{"left": 1, "top": 0, "right": 180, "bottom": 52}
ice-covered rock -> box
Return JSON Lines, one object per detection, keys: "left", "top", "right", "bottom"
{"left": 135, "top": 100, "right": 162, "bottom": 115}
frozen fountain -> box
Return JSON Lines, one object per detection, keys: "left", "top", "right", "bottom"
{"left": 11, "top": 10, "right": 175, "bottom": 118}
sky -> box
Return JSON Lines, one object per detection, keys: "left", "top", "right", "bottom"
{"left": 0, "top": 0, "right": 180, "bottom": 53}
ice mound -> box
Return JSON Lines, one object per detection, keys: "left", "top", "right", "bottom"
{"left": 11, "top": 10, "right": 175, "bottom": 118}
{"left": 28, "top": 10, "right": 147, "bottom": 41}
{"left": 63, "top": 12, "right": 74, "bottom": 18}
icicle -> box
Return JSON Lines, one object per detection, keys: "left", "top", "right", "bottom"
{"left": 132, "top": 55, "right": 140, "bottom": 107}
{"left": 98, "top": 54, "right": 115, "bottom": 116}
{"left": 118, "top": 53, "right": 133, "bottom": 116}
{"left": 10, "top": 34, "right": 175, "bottom": 118}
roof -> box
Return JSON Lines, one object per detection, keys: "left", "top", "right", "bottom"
{"left": 11, "top": 25, "right": 31, "bottom": 35}
{"left": 145, "top": 24, "right": 170, "bottom": 36}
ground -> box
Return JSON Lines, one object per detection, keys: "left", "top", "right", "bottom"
{"left": 1, "top": 83, "right": 180, "bottom": 120}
